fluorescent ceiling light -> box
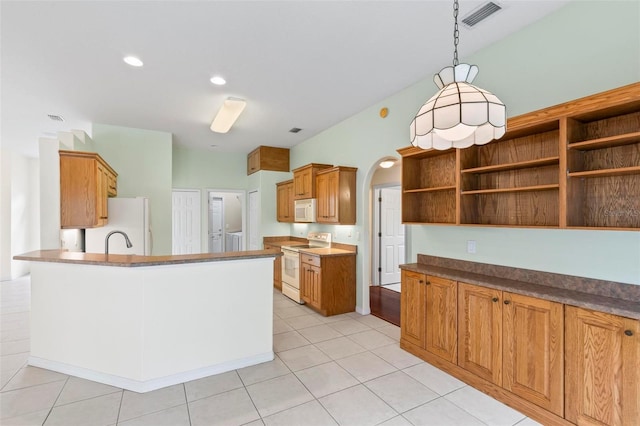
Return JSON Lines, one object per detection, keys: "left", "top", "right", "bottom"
{"left": 210, "top": 76, "right": 226, "bottom": 86}
{"left": 123, "top": 56, "right": 143, "bottom": 67}
{"left": 210, "top": 98, "right": 246, "bottom": 133}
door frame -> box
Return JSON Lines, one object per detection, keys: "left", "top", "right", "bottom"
{"left": 206, "top": 189, "right": 246, "bottom": 253}
{"left": 171, "top": 188, "right": 202, "bottom": 255}
{"left": 372, "top": 184, "right": 403, "bottom": 286}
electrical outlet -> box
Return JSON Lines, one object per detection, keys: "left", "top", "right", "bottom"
{"left": 356, "top": 231, "right": 360, "bottom": 241}
{"left": 467, "top": 240, "right": 477, "bottom": 254}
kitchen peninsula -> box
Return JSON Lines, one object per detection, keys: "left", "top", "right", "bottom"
{"left": 14, "top": 249, "right": 281, "bottom": 393}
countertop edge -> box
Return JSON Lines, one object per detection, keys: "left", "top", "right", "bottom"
{"left": 14, "top": 250, "right": 282, "bottom": 268}
{"left": 401, "top": 263, "right": 640, "bottom": 320}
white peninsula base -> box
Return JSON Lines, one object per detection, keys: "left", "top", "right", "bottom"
{"left": 27, "top": 257, "right": 274, "bottom": 393}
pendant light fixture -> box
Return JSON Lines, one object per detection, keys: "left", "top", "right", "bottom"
{"left": 410, "top": 0, "right": 506, "bottom": 150}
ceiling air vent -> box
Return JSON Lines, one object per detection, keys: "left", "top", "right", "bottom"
{"left": 47, "top": 114, "right": 64, "bottom": 122}
{"left": 289, "top": 127, "right": 302, "bottom": 133}
{"left": 462, "top": 2, "right": 502, "bottom": 27}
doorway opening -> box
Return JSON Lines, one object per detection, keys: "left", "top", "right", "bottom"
{"left": 207, "top": 190, "right": 245, "bottom": 253}
{"left": 368, "top": 159, "right": 404, "bottom": 326}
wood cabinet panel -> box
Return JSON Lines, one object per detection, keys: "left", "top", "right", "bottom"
{"left": 565, "top": 306, "right": 640, "bottom": 426}
{"left": 425, "top": 275, "right": 457, "bottom": 363}
{"left": 316, "top": 166, "right": 357, "bottom": 224}
{"left": 276, "top": 180, "right": 294, "bottom": 222}
{"left": 292, "top": 163, "right": 332, "bottom": 200}
{"left": 503, "top": 293, "right": 564, "bottom": 416}
{"left": 401, "top": 270, "right": 426, "bottom": 348}
{"left": 457, "top": 282, "right": 503, "bottom": 385}
{"left": 263, "top": 244, "right": 282, "bottom": 290}
{"left": 60, "top": 150, "right": 117, "bottom": 228}
{"left": 301, "top": 254, "right": 355, "bottom": 316}
{"left": 247, "top": 146, "right": 290, "bottom": 175}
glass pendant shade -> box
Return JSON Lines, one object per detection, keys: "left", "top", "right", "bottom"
{"left": 410, "top": 63, "right": 506, "bottom": 150}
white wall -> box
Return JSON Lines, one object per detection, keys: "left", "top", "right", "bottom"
{"left": 0, "top": 149, "right": 41, "bottom": 280}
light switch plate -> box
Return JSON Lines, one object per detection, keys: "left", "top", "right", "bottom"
{"left": 467, "top": 240, "right": 477, "bottom": 254}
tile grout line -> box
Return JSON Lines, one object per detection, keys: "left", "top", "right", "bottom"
{"left": 182, "top": 383, "right": 193, "bottom": 426}
{"left": 41, "top": 374, "right": 70, "bottom": 425}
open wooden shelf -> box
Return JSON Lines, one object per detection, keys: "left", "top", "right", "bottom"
{"left": 461, "top": 184, "right": 559, "bottom": 195}
{"left": 404, "top": 185, "right": 456, "bottom": 193}
{"left": 568, "top": 166, "right": 640, "bottom": 178}
{"left": 567, "top": 131, "right": 640, "bottom": 151}
{"left": 399, "top": 82, "right": 640, "bottom": 230}
{"left": 461, "top": 157, "right": 559, "bottom": 174}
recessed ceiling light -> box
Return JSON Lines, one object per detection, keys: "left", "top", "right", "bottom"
{"left": 123, "top": 56, "right": 143, "bottom": 67}
{"left": 210, "top": 76, "right": 226, "bottom": 86}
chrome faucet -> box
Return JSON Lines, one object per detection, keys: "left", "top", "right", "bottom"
{"left": 105, "top": 230, "right": 133, "bottom": 255}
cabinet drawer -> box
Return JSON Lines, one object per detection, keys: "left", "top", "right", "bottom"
{"left": 300, "top": 253, "right": 321, "bottom": 267}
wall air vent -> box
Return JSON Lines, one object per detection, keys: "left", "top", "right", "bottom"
{"left": 462, "top": 2, "right": 502, "bottom": 27}
{"left": 289, "top": 127, "right": 302, "bottom": 133}
{"left": 47, "top": 114, "right": 64, "bottom": 122}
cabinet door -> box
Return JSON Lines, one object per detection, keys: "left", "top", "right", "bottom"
{"left": 107, "top": 171, "right": 117, "bottom": 197}
{"left": 247, "top": 149, "right": 260, "bottom": 175}
{"left": 503, "top": 293, "right": 564, "bottom": 416}
{"left": 565, "top": 306, "right": 640, "bottom": 426}
{"left": 458, "top": 282, "right": 502, "bottom": 385}
{"left": 276, "top": 182, "right": 293, "bottom": 222}
{"left": 400, "top": 270, "right": 426, "bottom": 348}
{"left": 293, "top": 168, "right": 312, "bottom": 199}
{"left": 317, "top": 171, "right": 339, "bottom": 223}
{"left": 301, "top": 262, "right": 321, "bottom": 309}
{"left": 264, "top": 244, "right": 282, "bottom": 290}
{"left": 96, "top": 163, "right": 108, "bottom": 224}
{"left": 425, "top": 275, "right": 457, "bottom": 363}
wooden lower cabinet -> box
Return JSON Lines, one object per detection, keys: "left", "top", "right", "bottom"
{"left": 503, "top": 292, "right": 564, "bottom": 416}
{"left": 300, "top": 253, "right": 355, "bottom": 316}
{"left": 401, "top": 275, "right": 582, "bottom": 425}
{"left": 565, "top": 306, "right": 639, "bottom": 426}
{"left": 263, "top": 244, "right": 282, "bottom": 290}
{"left": 400, "top": 270, "right": 426, "bottom": 348}
{"left": 458, "top": 282, "right": 503, "bottom": 385}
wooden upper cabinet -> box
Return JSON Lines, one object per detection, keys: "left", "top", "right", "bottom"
{"left": 276, "top": 180, "right": 294, "bottom": 222}
{"left": 292, "top": 163, "right": 332, "bottom": 200}
{"left": 247, "top": 146, "right": 290, "bottom": 175}
{"left": 503, "top": 292, "right": 564, "bottom": 416}
{"left": 457, "top": 282, "right": 503, "bottom": 385}
{"left": 60, "top": 150, "right": 117, "bottom": 228}
{"left": 424, "top": 275, "right": 457, "bottom": 364}
{"left": 565, "top": 306, "right": 639, "bottom": 426}
{"left": 316, "top": 166, "right": 357, "bottom": 224}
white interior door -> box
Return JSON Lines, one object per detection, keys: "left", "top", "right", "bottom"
{"left": 248, "top": 190, "right": 260, "bottom": 250}
{"left": 378, "top": 186, "right": 404, "bottom": 285}
{"left": 208, "top": 196, "right": 224, "bottom": 253}
{"left": 172, "top": 190, "right": 201, "bottom": 255}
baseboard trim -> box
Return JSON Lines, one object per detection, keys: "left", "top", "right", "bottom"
{"left": 28, "top": 352, "right": 274, "bottom": 393}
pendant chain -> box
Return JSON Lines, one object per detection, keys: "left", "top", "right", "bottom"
{"left": 453, "top": 0, "right": 460, "bottom": 66}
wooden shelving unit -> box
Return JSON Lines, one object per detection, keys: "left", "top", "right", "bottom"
{"left": 399, "top": 82, "right": 640, "bottom": 230}
{"left": 398, "top": 146, "right": 457, "bottom": 224}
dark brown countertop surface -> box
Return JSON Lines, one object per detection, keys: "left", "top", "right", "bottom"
{"left": 15, "top": 249, "right": 281, "bottom": 268}
{"left": 401, "top": 262, "right": 640, "bottom": 320}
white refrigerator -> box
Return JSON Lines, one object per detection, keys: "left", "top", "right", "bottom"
{"left": 85, "top": 197, "right": 151, "bottom": 255}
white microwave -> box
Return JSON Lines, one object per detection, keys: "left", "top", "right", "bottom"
{"left": 294, "top": 199, "right": 316, "bottom": 223}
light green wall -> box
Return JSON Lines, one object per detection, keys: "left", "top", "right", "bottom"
{"left": 288, "top": 0, "right": 640, "bottom": 311}
{"left": 92, "top": 124, "right": 173, "bottom": 255}
{"left": 247, "top": 170, "right": 292, "bottom": 244}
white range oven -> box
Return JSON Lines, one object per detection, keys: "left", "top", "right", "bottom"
{"left": 280, "top": 232, "right": 331, "bottom": 304}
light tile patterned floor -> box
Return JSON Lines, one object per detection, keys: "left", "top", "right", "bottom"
{"left": 1, "top": 276, "right": 542, "bottom": 425}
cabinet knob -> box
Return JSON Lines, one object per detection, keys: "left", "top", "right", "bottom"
{"left": 625, "top": 330, "right": 634, "bottom": 336}
{"left": 504, "top": 300, "right": 511, "bottom": 305}
{"left": 492, "top": 297, "right": 499, "bottom": 303}
{"left": 418, "top": 280, "right": 424, "bottom": 284}
{"left": 425, "top": 280, "right": 431, "bottom": 285}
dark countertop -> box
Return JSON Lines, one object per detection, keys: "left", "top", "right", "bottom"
{"left": 14, "top": 249, "right": 281, "bottom": 268}
{"left": 401, "top": 262, "right": 640, "bottom": 320}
